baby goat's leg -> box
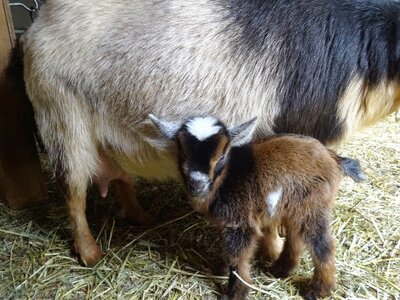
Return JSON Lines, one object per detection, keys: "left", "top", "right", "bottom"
{"left": 223, "top": 227, "right": 258, "bottom": 300}
{"left": 304, "top": 218, "right": 336, "bottom": 299}
{"left": 270, "top": 227, "right": 304, "bottom": 278}
{"left": 260, "top": 225, "right": 283, "bottom": 263}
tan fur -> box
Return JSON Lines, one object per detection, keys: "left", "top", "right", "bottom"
{"left": 259, "top": 226, "right": 283, "bottom": 263}
{"left": 362, "top": 81, "right": 400, "bottom": 126}
{"left": 338, "top": 77, "right": 400, "bottom": 139}
{"left": 67, "top": 189, "right": 104, "bottom": 267}
{"left": 112, "top": 179, "right": 153, "bottom": 225}
{"left": 209, "top": 135, "right": 229, "bottom": 178}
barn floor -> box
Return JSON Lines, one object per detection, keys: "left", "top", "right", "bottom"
{"left": 0, "top": 115, "right": 399, "bottom": 300}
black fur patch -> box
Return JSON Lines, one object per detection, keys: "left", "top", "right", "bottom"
{"left": 307, "top": 219, "right": 332, "bottom": 263}
{"left": 178, "top": 127, "right": 226, "bottom": 175}
{"left": 311, "top": 234, "right": 332, "bottom": 263}
{"left": 223, "top": 226, "right": 253, "bottom": 256}
{"left": 3, "top": 41, "right": 47, "bottom": 154}
{"left": 210, "top": 145, "right": 258, "bottom": 222}
{"left": 222, "top": 145, "right": 256, "bottom": 189}
{"left": 224, "top": 0, "right": 400, "bottom": 144}
{"left": 5, "top": 40, "right": 25, "bottom": 88}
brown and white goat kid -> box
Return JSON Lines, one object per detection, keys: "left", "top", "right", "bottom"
{"left": 149, "top": 114, "right": 366, "bottom": 300}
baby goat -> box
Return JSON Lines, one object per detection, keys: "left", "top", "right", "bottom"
{"left": 149, "top": 114, "right": 365, "bottom": 300}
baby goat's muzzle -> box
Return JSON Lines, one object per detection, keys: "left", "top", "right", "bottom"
{"left": 187, "top": 171, "right": 211, "bottom": 197}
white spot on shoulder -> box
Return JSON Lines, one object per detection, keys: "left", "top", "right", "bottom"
{"left": 186, "top": 117, "right": 221, "bottom": 141}
{"left": 266, "top": 186, "right": 283, "bottom": 217}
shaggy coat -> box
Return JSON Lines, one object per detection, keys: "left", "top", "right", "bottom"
{"left": 13, "top": 0, "right": 399, "bottom": 265}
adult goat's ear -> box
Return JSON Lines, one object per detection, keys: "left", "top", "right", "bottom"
{"left": 149, "top": 114, "right": 181, "bottom": 139}
{"left": 228, "top": 117, "right": 258, "bottom": 147}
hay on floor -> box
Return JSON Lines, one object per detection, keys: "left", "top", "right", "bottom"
{"left": 0, "top": 114, "right": 399, "bottom": 299}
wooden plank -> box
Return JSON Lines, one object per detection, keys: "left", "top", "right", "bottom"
{"left": 0, "top": 0, "right": 14, "bottom": 72}
{"left": 0, "top": 0, "right": 48, "bottom": 209}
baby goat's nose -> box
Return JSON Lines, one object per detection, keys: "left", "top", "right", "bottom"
{"left": 188, "top": 171, "right": 210, "bottom": 196}
{"left": 189, "top": 179, "right": 208, "bottom": 194}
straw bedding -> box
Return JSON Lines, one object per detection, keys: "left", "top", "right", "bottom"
{"left": 0, "top": 114, "right": 398, "bottom": 299}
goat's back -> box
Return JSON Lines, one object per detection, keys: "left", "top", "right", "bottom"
{"left": 251, "top": 135, "right": 342, "bottom": 196}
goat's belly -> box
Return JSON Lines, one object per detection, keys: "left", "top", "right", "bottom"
{"left": 94, "top": 117, "right": 179, "bottom": 181}
{"left": 111, "top": 152, "right": 180, "bottom": 181}
{"left": 104, "top": 134, "right": 180, "bottom": 181}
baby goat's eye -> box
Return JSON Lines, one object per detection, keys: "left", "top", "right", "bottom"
{"left": 214, "top": 153, "right": 227, "bottom": 174}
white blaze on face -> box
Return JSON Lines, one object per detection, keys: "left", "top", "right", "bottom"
{"left": 266, "top": 186, "right": 283, "bottom": 217}
{"left": 186, "top": 116, "right": 221, "bottom": 141}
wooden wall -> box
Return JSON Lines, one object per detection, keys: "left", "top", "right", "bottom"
{"left": 0, "top": 0, "right": 14, "bottom": 69}
{"left": 0, "top": 0, "right": 47, "bottom": 209}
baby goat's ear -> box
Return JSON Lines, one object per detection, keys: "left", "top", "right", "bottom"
{"left": 149, "top": 114, "right": 181, "bottom": 139}
{"left": 228, "top": 117, "right": 258, "bottom": 147}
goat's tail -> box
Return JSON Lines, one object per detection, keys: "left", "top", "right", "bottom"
{"left": 337, "top": 156, "right": 367, "bottom": 182}
{"left": 3, "top": 39, "right": 45, "bottom": 152}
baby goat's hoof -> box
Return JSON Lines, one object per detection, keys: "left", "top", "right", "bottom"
{"left": 303, "top": 291, "right": 318, "bottom": 300}
{"left": 302, "top": 286, "right": 332, "bottom": 300}
{"left": 220, "top": 293, "right": 246, "bottom": 300}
